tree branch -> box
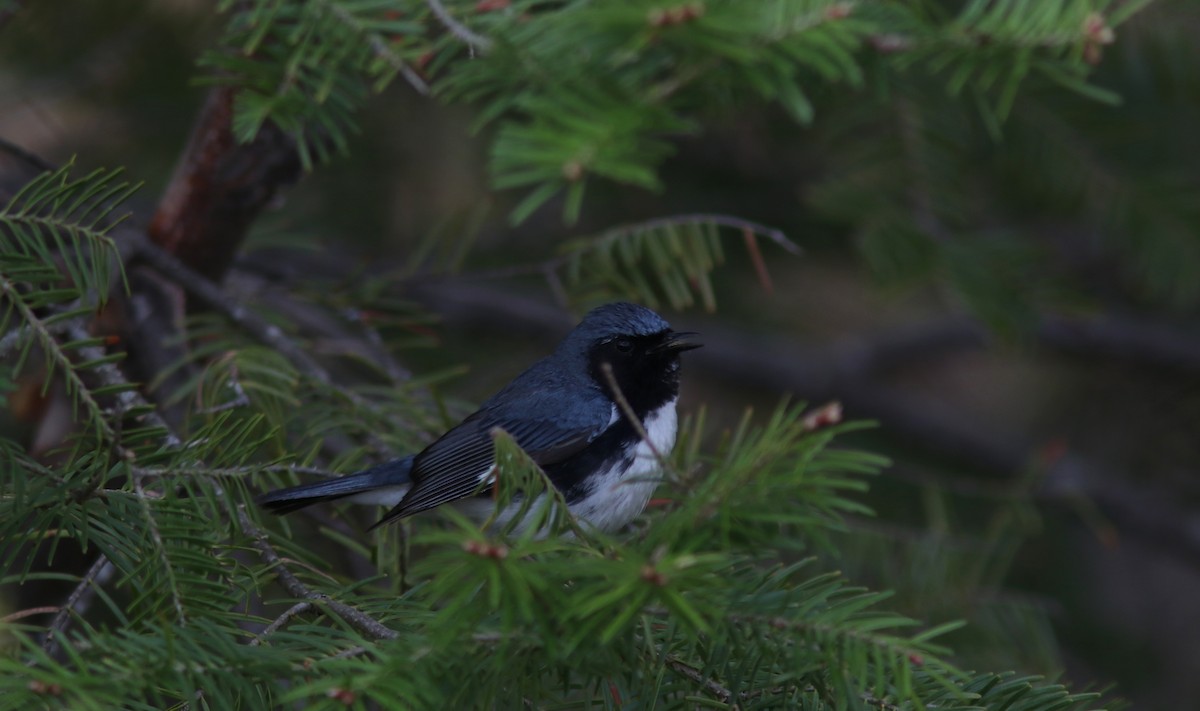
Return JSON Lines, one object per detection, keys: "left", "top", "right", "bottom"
{"left": 326, "top": 3, "right": 430, "bottom": 95}
{"left": 0, "top": 134, "right": 55, "bottom": 173}
{"left": 123, "top": 230, "right": 414, "bottom": 455}
{"left": 427, "top": 0, "right": 493, "bottom": 54}
{"left": 147, "top": 87, "right": 300, "bottom": 282}
{"left": 127, "top": 234, "right": 374, "bottom": 394}
{"left": 40, "top": 555, "right": 116, "bottom": 657}
{"left": 664, "top": 655, "right": 738, "bottom": 709}
{"left": 249, "top": 601, "right": 314, "bottom": 646}
{"left": 37, "top": 312, "right": 401, "bottom": 653}
{"left": 238, "top": 507, "right": 399, "bottom": 641}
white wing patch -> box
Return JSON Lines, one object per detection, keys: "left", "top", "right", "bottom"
{"left": 345, "top": 485, "right": 409, "bottom": 508}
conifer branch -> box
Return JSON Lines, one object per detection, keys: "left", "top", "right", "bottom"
{"left": 238, "top": 508, "right": 399, "bottom": 641}
{"left": 132, "top": 472, "right": 187, "bottom": 625}
{"left": 37, "top": 312, "right": 400, "bottom": 652}
{"left": 332, "top": 645, "right": 371, "bottom": 659}
{"left": 1, "top": 606, "right": 58, "bottom": 623}
{"left": 427, "top": 0, "right": 493, "bottom": 54}
{"left": 586, "top": 214, "right": 801, "bottom": 257}
{"left": 0, "top": 317, "right": 76, "bottom": 359}
{"left": 0, "top": 281, "right": 115, "bottom": 440}
{"left": 342, "top": 306, "right": 414, "bottom": 383}
{"left": 61, "top": 321, "right": 180, "bottom": 446}
{"left": 664, "top": 655, "right": 738, "bottom": 708}
{"left": 324, "top": 2, "right": 430, "bottom": 95}
{"left": 31, "top": 318, "right": 184, "bottom": 656}
{"left": 40, "top": 555, "right": 116, "bottom": 657}
{"left": 134, "top": 464, "right": 340, "bottom": 479}
{"left": 147, "top": 87, "right": 300, "bottom": 281}
{"left": 124, "top": 231, "right": 403, "bottom": 423}
{"left": 126, "top": 230, "right": 318, "bottom": 381}
{"left": 249, "top": 601, "right": 314, "bottom": 645}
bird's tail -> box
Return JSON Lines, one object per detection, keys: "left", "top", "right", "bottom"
{"left": 256, "top": 457, "right": 414, "bottom": 515}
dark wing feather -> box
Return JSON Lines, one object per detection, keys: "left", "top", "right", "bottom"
{"left": 374, "top": 408, "right": 606, "bottom": 525}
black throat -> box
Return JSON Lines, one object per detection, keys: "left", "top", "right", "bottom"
{"left": 585, "top": 331, "right": 682, "bottom": 420}
{"left": 539, "top": 331, "right": 683, "bottom": 504}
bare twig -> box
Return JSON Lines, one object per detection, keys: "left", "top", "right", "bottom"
{"left": 742, "top": 227, "right": 774, "bottom": 293}
{"left": 664, "top": 655, "right": 739, "bottom": 709}
{"left": 0, "top": 134, "right": 55, "bottom": 172}
{"left": 427, "top": 0, "right": 494, "bottom": 53}
{"left": 133, "top": 472, "right": 187, "bottom": 624}
{"left": 326, "top": 3, "right": 430, "bottom": 95}
{"left": 0, "top": 317, "right": 79, "bottom": 359}
{"left": 1, "top": 287, "right": 117, "bottom": 441}
{"left": 249, "top": 601, "right": 314, "bottom": 646}
{"left": 127, "top": 232, "right": 327, "bottom": 381}
{"left": 331, "top": 644, "right": 373, "bottom": 659}
{"left": 195, "top": 390, "right": 251, "bottom": 415}
{"left": 124, "top": 232, "right": 405, "bottom": 436}
{"left": 597, "top": 361, "right": 682, "bottom": 490}
{"left": 2, "top": 606, "right": 59, "bottom": 623}
{"left": 341, "top": 307, "right": 413, "bottom": 383}
{"left": 599, "top": 363, "right": 665, "bottom": 461}
{"left": 134, "top": 464, "right": 342, "bottom": 479}
{"left": 40, "top": 555, "right": 116, "bottom": 656}
{"left": 239, "top": 507, "right": 399, "bottom": 640}
{"left": 61, "top": 322, "right": 180, "bottom": 446}
{"left": 589, "top": 214, "right": 800, "bottom": 258}
{"left": 1036, "top": 313, "right": 1200, "bottom": 371}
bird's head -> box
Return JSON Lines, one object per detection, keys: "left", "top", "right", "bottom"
{"left": 567, "top": 303, "right": 701, "bottom": 415}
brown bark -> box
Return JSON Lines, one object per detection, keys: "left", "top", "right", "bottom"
{"left": 147, "top": 87, "right": 301, "bottom": 282}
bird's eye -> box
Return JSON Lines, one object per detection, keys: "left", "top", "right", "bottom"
{"left": 615, "top": 338, "right": 633, "bottom": 354}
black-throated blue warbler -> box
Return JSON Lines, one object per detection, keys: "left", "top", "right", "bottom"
{"left": 257, "top": 302, "right": 700, "bottom": 533}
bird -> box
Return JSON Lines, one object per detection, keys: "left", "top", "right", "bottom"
{"left": 256, "top": 302, "right": 701, "bottom": 533}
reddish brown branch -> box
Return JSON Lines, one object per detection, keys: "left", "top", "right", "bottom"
{"left": 147, "top": 87, "right": 300, "bottom": 282}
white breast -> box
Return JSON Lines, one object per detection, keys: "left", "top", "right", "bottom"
{"left": 567, "top": 398, "right": 678, "bottom": 533}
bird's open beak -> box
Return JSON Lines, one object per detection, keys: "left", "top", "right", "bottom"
{"left": 654, "top": 330, "right": 703, "bottom": 353}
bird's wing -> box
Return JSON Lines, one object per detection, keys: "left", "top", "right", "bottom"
{"left": 374, "top": 406, "right": 607, "bottom": 525}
